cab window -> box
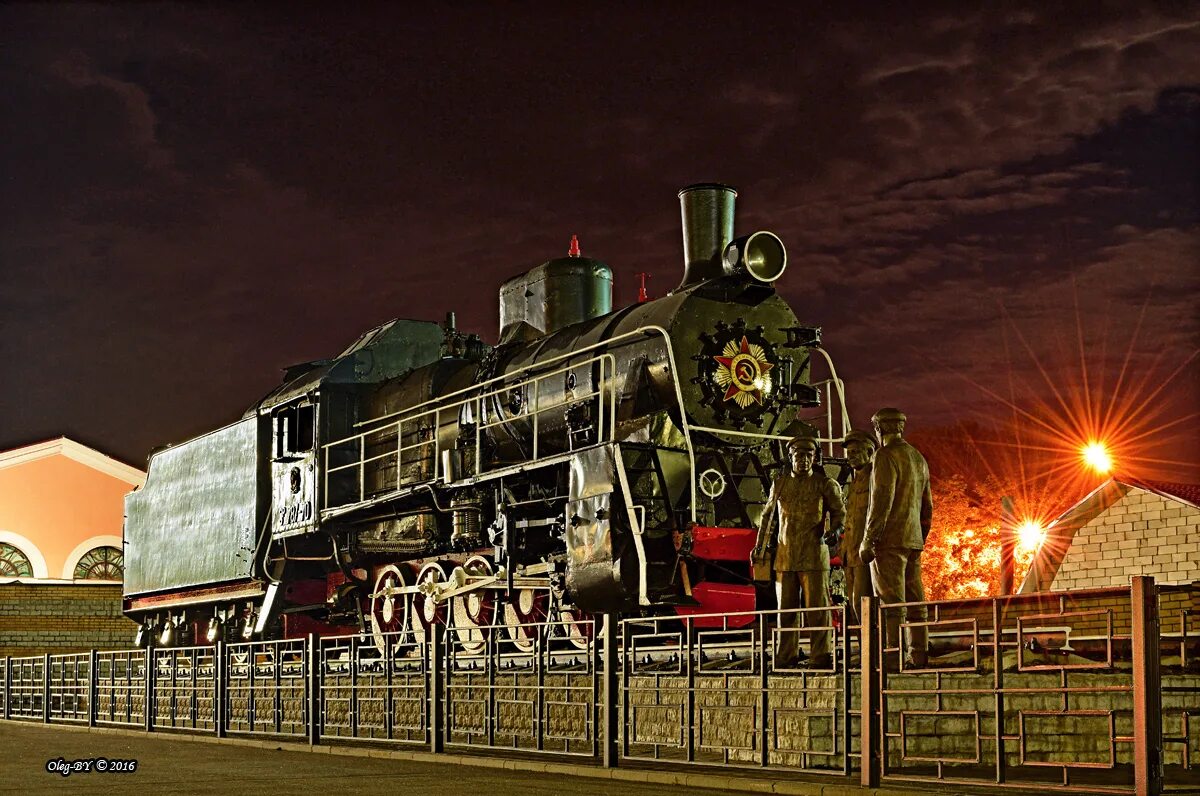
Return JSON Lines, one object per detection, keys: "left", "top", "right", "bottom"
{"left": 274, "top": 404, "right": 315, "bottom": 458}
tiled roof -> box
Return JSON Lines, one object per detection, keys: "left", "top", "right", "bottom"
{"left": 1115, "top": 475, "right": 1200, "bottom": 509}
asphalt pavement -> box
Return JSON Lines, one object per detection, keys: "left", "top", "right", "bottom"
{"left": 1, "top": 721, "right": 749, "bottom": 796}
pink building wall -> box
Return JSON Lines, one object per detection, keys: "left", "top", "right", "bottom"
{"left": 0, "top": 438, "right": 144, "bottom": 580}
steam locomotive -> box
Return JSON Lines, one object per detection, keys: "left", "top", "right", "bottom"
{"left": 123, "top": 184, "right": 850, "bottom": 650}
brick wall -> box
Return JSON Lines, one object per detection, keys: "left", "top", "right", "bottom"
{"left": 0, "top": 582, "right": 135, "bottom": 657}
{"left": 1053, "top": 487, "right": 1200, "bottom": 591}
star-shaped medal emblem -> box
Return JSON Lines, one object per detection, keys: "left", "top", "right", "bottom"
{"left": 713, "top": 335, "right": 774, "bottom": 407}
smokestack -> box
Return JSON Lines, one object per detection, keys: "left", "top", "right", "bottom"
{"left": 677, "top": 183, "right": 736, "bottom": 290}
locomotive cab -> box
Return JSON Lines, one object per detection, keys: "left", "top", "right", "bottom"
{"left": 270, "top": 400, "right": 318, "bottom": 537}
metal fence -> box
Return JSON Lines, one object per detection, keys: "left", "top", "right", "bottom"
{"left": 2, "top": 577, "right": 1194, "bottom": 796}
{"left": 152, "top": 646, "right": 216, "bottom": 732}
{"left": 317, "top": 631, "right": 429, "bottom": 744}
{"left": 859, "top": 576, "right": 1198, "bottom": 796}
{"left": 874, "top": 585, "right": 1142, "bottom": 793}
{"left": 443, "top": 615, "right": 600, "bottom": 756}
{"left": 95, "top": 649, "right": 145, "bottom": 727}
{"left": 621, "top": 606, "right": 857, "bottom": 774}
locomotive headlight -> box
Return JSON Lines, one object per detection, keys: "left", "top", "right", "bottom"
{"left": 723, "top": 231, "right": 787, "bottom": 283}
{"left": 206, "top": 617, "right": 221, "bottom": 643}
{"left": 159, "top": 622, "right": 174, "bottom": 647}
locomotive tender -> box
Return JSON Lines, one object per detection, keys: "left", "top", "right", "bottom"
{"left": 123, "top": 184, "right": 850, "bottom": 650}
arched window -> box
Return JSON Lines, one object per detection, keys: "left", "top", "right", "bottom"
{"left": 0, "top": 542, "right": 34, "bottom": 577}
{"left": 73, "top": 546, "right": 124, "bottom": 580}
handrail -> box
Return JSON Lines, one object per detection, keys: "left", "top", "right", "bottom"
{"left": 324, "top": 353, "right": 614, "bottom": 474}
{"left": 321, "top": 325, "right": 699, "bottom": 521}
{"left": 321, "top": 328, "right": 850, "bottom": 521}
{"left": 689, "top": 347, "right": 848, "bottom": 457}
{"left": 323, "top": 351, "right": 625, "bottom": 507}
{"left": 810, "top": 346, "right": 850, "bottom": 455}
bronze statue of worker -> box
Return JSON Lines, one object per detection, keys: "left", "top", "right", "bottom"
{"left": 839, "top": 428, "right": 877, "bottom": 627}
{"left": 753, "top": 434, "right": 845, "bottom": 669}
{"left": 859, "top": 408, "right": 933, "bottom": 669}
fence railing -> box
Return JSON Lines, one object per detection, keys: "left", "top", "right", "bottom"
{"left": 621, "top": 606, "right": 859, "bottom": 774}
{"left": 874, "top": 585, "right": 1140, "bottom": 793}
{"left": 2, "top": 577, "right": 1194, "bottom": 796}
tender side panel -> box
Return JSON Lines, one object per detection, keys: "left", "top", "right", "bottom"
{"left": 124, "top": 417, "right": 265, "bottom": 596}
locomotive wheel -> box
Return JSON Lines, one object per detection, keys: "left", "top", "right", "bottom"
{"left": 369, "top": 565, "right": 411, "bottom": 654}
{"left": 501, "top": 588, "right": 547, "bottom": 654}
{"left": 451, "top": 556, "right": 494, "bottom": 655}
{"left": 553, "top": 603, "right": 594, "bottom": 651}
{"left": 412, "top": 561, "right": 450, "bottom": 642}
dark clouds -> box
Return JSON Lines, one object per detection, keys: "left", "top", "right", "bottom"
{"left": 1, "top": 3, "right": 1196, "bottom": 478}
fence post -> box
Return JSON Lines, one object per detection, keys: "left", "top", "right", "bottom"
{"left": 860, "top": 595, "right": 880, "bottom": 788}
{"left": 2, "top": 656, "right": 9, "bottom": 721}
{"left": 308, "top": 633, "right": 320, "bottom": 746}
{"left": 992, "top": 599, "right": 1006, "bottom": 784}
{"left": 215, "top": 641, "right": 226, "bottom": 738}
{"left": 144, "top": 645, "right": 155, "bottom": 733}
{"left": 274, "top": 643, "right": 283, "bottom": 735}
{"left": 685, "top": 619, "right": 695, "bottom": 763}
{"left": 429, "top": 622, "right": 444, "bottom": 754}
{"left": 601, "top": 613, "right": 619, "bottom": 768}
{"left": 349, "top": 636, "right": 359, "bottom": 738}
{"left": 88, "top": 649, "right": 98, "bottom": 728}
{"left": 533, "top": 625, "right": 544, "bottom": 752}
{"left": 42, "top": 653, "right": 51, "bottom": 724}
{"left": 384, "top": 632, "right": 395, "bottom": 742}
{"left": 759, "top": 613, "right": 769, "bottom": 768}
{"left": 841, "top": 605, "right": 852, "bottom": 777}
{"left": 1131, "top": 576, "right": 1163, "bottom": 796}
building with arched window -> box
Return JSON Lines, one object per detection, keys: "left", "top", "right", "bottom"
{"left": 0, "top": 438, "right": 145, "bottom": 655}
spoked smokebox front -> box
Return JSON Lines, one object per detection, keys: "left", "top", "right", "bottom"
{"left": 565, "top": 444, "right": 667, "bottom": 613}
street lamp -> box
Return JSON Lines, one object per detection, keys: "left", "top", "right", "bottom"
{"left": 1017, "top": 520, "right": 1045, "bottom": 552}
{"left": 1081, "top": 441, "right": 1113, "bottom": 474}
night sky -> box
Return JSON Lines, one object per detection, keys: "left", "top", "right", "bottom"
{"left": 2, "top": 4, "right": 1197, "bottom": 482}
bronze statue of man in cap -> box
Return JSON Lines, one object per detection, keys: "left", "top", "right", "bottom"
{"left": 859, "top": 408, "right": 933, "bottom": 669}
{"left": 839, "top": 429, "right": 877, "bottom": 626}
{"left": 753, "top": 434, "right": 845, "bottom": 668}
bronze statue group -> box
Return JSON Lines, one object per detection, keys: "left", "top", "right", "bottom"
{"left": 752, "top": 409, "right": 932, "bottom": 671}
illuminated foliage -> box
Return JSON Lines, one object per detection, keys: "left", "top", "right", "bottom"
{"left": 920, "top": 474, "right": 1037, "bottom": 600}
{"left": 911, "top": 422, "right": 1067, "bottom": 600}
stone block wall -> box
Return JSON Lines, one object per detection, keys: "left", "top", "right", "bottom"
{"left": 0, "top": 582, "right": 135, "bottom": 657}
{"left": 1054, "top": 487, "right": 1200, "bottom": 591}
{"left": 626, "top": 672, "right": 852, "bottom": 769}
{"left": 919, "top": 590, "right": 1136, "bottom": 642}
{"left": 627, "top": 669, "right": 1198, "bottom": 773}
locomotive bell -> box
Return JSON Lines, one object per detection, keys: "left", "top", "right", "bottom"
{"left": 723, "top": 231, "right": 787, "bottom": 283}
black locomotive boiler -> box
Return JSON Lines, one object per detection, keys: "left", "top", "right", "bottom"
{"left": 122, "top": 184, "right": 851, "bottom": 650}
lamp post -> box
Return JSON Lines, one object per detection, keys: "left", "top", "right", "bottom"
{"left": 1000, "top": 496, "right": 1016, "bottom": 596}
